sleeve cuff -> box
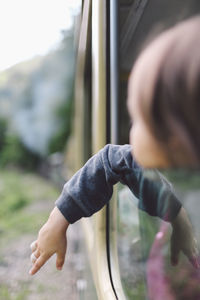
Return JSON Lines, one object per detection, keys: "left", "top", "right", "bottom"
{"left": 55, "top": 190, "right": 85, "bottom": 224}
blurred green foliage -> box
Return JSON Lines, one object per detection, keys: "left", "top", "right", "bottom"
{"left": 48, "top": 93, "right": 73, "bottom": 154}
{"left": 162, "top": 169, "right": 200, "bottom": 190}
{"left": 0, "top": 131, "right": 41, "bottom": 170}
{"left": 0, "top": 118, "right": 7, "bottom": 152}
{"left": 123, "top": 280, "right": 145, "bottom": 300}
{"left": 0, "top": 174, "right": 28, "bottom": 219}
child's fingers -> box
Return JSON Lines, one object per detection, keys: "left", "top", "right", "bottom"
{"left": 56, "top": 249, "right": 66, "bottom": 270}
{"left": 30, "top": 240, "right": 37, "bottom": 252}
{"left": 182, "top": 240, "right": 199, "bottom": 268}
{"left": 34, "top": 248, "right": 40, "bottom": 258}
{"left": 29, "top": 254, "right": 50, "bottom": 275}
{"left": 170, "top": 243, "right": 180, "bottom": 266}
{"left": 30, "top": 248, "right": 40, "bottom": 264}
{"left": 171, "top": 253, "right": 179, "bottom": 266}
{"left": 30, "top": 247, "right": 40, "bottom": 262}
{"left": 30, "top": 253, "right": 37, "bottom": 264}
{"left": 189, "top": 255, "right": 200, "bottom": 269}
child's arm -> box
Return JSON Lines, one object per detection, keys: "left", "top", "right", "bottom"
{"left": 55, "top": 144, "right": 182, "bottom": 224}
{"left": 30, "top": 144, "right": 194, "bottom": 274}
{"left": 29, "top": 207, "right": 69, "bottom": 275}
{"left": 30, "top": 144, "right": 134, "bottom": 275}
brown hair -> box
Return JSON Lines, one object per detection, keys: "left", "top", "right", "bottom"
{"left": 138, "top": 16, "right": 200, "bottom": 167}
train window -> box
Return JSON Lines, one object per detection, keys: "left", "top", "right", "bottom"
{"left": 113, "top": 1, "right": 200, "bottom": 299}
{"left": 73, "top": 1, "right": 200, "bottom": 299}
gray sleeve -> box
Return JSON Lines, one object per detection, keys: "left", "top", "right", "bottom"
{"left": 55, "top": 144, "right": 135, "bottom": 223}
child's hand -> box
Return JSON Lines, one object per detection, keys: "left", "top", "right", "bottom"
{"left": 170, "top": 207, "right": 199, "bottom": 268}
{"left": 29, "top": 206, "right": 69, "bottom": 275}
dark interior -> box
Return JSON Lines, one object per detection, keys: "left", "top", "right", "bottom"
{"left": 118, "top": 0, "right": 200, "bottom": 144}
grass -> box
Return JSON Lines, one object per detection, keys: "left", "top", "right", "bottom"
{"left": 0, "top": 168, "right": 59, "bottom": 246}
{"left": 0, "top": 284, "right": 30, "bottom": 300}
{"left": 0, "top": 168, "right": 61, "bottom": 299}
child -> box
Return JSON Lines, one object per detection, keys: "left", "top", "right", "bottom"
{"left": 29, "top": 16, "right": 200, "bottom": 275}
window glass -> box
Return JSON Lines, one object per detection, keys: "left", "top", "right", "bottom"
{"left": 117, "top": 170, "right": 200, "bottom": 299}
{"left": 149, "top": 169, "right": 200, "bottom": 300}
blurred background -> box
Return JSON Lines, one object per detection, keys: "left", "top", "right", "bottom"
{"left": 0, "top": 1, "right": 90, "bottom": 299}
{"left": 0, "top": 0, "right": 79, "bottom": 171}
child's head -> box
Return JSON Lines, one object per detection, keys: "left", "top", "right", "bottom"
{"left": 128, "top": 16, "right": 200, "bottom": 168}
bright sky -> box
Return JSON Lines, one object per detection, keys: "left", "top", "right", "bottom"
{"left": 0, "top": 0, "right": 81, "bottom": 72}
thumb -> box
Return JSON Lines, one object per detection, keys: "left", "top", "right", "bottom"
{"left": 56, "top": 248, "right": 66, "bottom": 270}
{"left": 170, "top": 239, "right": 180, "bottom": 266}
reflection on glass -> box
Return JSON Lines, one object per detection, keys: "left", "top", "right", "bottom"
{"left": 149, "top": 169, "right": 200, "bottom": 300}
{"left": 117, "top": 184, "right": 146, "bottom": 299}
{"left": 117, "top": 170, "right": 200, "bottom": 300}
